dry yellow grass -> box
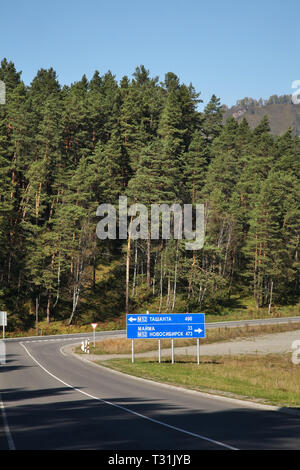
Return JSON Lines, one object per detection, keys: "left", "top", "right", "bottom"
{"left": 83, "top": 321, "right": 300, "bottom": 355}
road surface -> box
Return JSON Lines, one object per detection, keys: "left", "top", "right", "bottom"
{"left": 1, "top": 323, "right": 300, "bottom": 450}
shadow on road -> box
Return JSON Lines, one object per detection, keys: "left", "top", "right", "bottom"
{"left": 0, "top": 353, "right": 31, "bottom": 372}
{"left": 1, "top": 384, "right": 300, "bottom": 450}
{"left": 1, "top": 343, "right": 300, "bottom": 450}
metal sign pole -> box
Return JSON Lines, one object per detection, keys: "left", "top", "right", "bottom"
{"left": 158, "top": 339, "right": 161, "bottom": 363}
{"left": 132, "top": 339, "right": 134, "bottom": 363}
{"left": 1, "top": 312, "right": 7, "bottom": 339}
{"left": 197, "top": 338, "right": 200, "bottom": 365}
{"left": 91, "top": 323, "right": 98, "bottom": 348}
{"left": 171, "top": 339, "right": 174, "bottom": 364}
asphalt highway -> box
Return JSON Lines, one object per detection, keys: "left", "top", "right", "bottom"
{"left": 5, "top": 314, "right": 300, "bottom": 344}
{"left": 1, "top": 318, "right": 300, "bottom": 450}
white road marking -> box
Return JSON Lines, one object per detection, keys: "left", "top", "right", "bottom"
{"left": 0, "top": 393, "right": 16, "bottom": 450}
{"left": 59, "top": 345, "right": 69, "bottom": 357}
{"left": 23, "top": 337, "right": 91, "bottom": 344}
{"left": 20, "top": 342, "right": 238, "bottom": 450}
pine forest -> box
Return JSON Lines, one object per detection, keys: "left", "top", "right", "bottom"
{"left": 1, "top": 58, "right": 300, "bottom": 332}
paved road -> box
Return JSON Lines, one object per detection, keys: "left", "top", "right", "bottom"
{"left": 1, "top": 325, "right": 300, "bottom": 450}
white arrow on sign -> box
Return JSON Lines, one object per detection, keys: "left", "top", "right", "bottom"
{"left": 194, "top": 328, "right": 202, "bottom": 334}
{"left": 128, "top": 317, "right": 137, "bottom": 322}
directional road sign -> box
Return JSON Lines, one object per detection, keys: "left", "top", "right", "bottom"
{"left": 126, "top": 313, "right": 205, "bottom": 339}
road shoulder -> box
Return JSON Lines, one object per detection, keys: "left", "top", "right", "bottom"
{"left": 61, "top": 341, "right": 300, "bottom": 419}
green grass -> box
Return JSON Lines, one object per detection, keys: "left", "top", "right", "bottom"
{"left": 96, "top": 354, "right": 300, "bottom": 408}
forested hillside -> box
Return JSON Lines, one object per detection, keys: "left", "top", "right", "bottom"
{"left": 1, "top": 58, "right": 300, "bottom": 331}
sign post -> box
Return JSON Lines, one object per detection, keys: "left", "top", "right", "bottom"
{"left": 0, "top": 340, "right": 5, "bottom": 364}
{"left": 171, "top": 339, "right": 174, "bottom": 364}
{"left": 126, "top": 313, "right": 205, "bottom": 364}
{"left": 0, "top": 312, "right": 7, "bottom": 339}
{"left": 91, "top": 323, "right": 98, "bottom": 347}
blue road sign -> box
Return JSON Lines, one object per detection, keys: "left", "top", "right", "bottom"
{"left": 126, "top": 313, "right": 205, "bottom": 339}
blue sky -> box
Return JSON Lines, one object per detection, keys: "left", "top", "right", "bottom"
{"left": 1, "top": 0, "right": 299, "bottom": 107}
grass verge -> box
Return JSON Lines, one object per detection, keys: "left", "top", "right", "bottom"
{"left": 76, "top": 321, "right": 300, "bottom": 355}
{"left": 5, "top": 299, "right": 300, "bottom": 337}
{"left": 95, "top": 354, "right": 300, "bottom": 408}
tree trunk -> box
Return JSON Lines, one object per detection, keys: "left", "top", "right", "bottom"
{"left": 125, "top": 216, "right": 133, "bottom": 315}
{"left": 132, "top": 241, "right": 138, "bottom": 297}
{"left": 69, "top": 283, "right": 80, "bottom": 326}
{"left": 68, "top": 257, "right": 83, "bottom": 325}
{"left": 228, "top": 248, "right": 235, "bottom": 300}
{"left": 198, "top": 285, "right": 206, "bottom": 309}
{"left": 187, "top": 252, "right": 196, "bottom": 311}
{"left": 268, "top": 279, "right": 273, "bottom": 315}
{"left": 254, "top": 233, "right": 259, "bottom": 308}
{"left": 172, "top": 241, "right": 179, "bottom": 311}
{"left": 35, "top": 296, "right": 39, "bottom": 336}
{"left": 93, "top": 254, "right": 96, "bottom": 291}
{"left": 159, "top": 251, "right": 163, "bottom": 313}
{"left": 147, "top": 232, "right": 151, "bottom": 289}
{"left": 152, "top": 248, "right": 158, "bottom": 295}
{"left": 223, "top": 222, "right": 232, "bottom": 276}
{"left": 53, "top": 255, "right": 61, "bottom": 309}
{"left": 46, "top": 291, "right": 51, "bottom": 324}
{"left": 166, "top": 276, "right": 171, "bottom": 311}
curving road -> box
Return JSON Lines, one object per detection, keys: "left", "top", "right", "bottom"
{"left": 1, "top": 325, "right": 300, "bottom": 450}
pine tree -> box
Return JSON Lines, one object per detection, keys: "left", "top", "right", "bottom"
{"left": 183, "top": 130, "right": 208, "bottom": 204}
{"left": 244, "top": 171, "right": 293, "bottom": 309}
{"left": 202, "top": 94, "right": 224, "bottom": 145}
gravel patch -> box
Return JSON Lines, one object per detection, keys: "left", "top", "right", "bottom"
{"left": 66, "top": 329, "right": 300, "bottom": 360}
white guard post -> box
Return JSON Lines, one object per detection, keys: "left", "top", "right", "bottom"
{"left": 81, "top": 339, "right": 90, "bottom": 354}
